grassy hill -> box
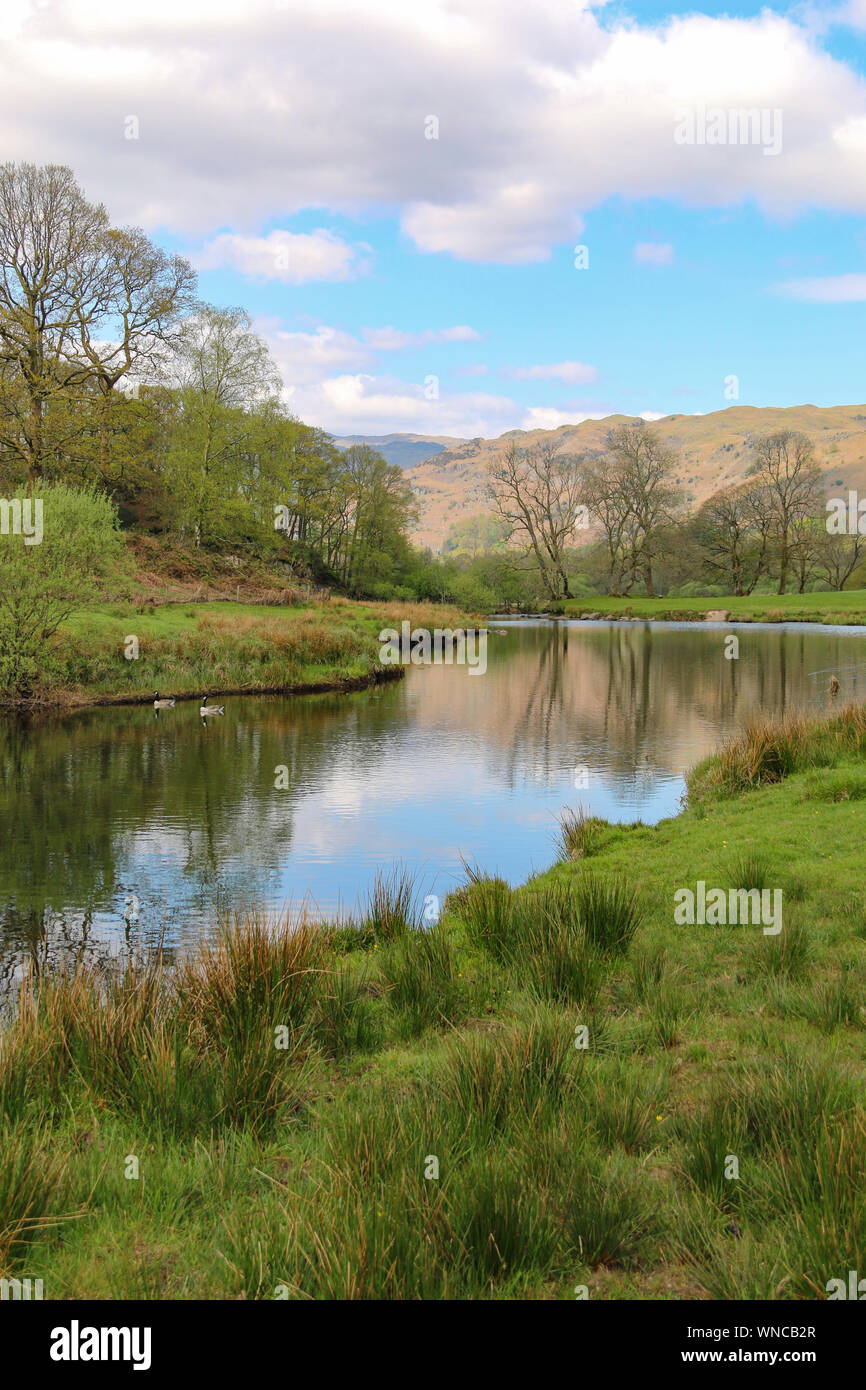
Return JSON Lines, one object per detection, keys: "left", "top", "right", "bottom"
{"left": 405, "top": 403, "right": 866, "bottom": 550}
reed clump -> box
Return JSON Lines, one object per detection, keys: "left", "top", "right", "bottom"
{"left": 689, "top": 702, "right": 866, "bottom": 799}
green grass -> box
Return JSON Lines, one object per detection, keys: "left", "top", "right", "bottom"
{"left": 562, "top": 588, "right": 866, "bottom": 625}
{"left": 28, "top": 596, "right": 470, "bottom": 706}
{"left": 2, "top": 706, "right": 866, "bottom": 1300}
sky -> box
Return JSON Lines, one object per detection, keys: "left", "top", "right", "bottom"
{"left": 3, "top": 0, "right": 866, "bottom": 439}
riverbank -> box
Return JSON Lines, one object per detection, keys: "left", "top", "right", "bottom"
{"left": 3, "top": 703, "right": 864, "bottom": 1300}
{"left": 558, "top": 589, "right": 866, "bottom": 625}
{"left": 2, "top": 597, "right": 471, "bottom": 709}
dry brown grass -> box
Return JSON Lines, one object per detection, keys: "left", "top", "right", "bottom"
{"left": 689, "top": 701, "right": 866, "bottom": 798}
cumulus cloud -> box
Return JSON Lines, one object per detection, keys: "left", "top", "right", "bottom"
{"left": 503, "top": 361, "right": 598, "bottom": 384}
{"left": 633, "top": 241, "right": 675, "bottom": 266}
{"left": 2, "top": 2, "right": 866, "bottom": 261}
{"left": 774, "top": 272, "right": 866, "bottom": 301}
{"left": 283, "top": 373, "right": 526, "bottom": 437}
{"left": 193, "top": 229, "right": 369, "bottom": 283}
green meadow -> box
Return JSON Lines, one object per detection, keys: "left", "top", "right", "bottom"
{"left": 562, "top": 589, "right": 866, "bottom": 625}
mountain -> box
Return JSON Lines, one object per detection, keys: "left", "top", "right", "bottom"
{"left": 403, "top": 404, "right": 866, "bottom": 550}
{"left": 332, "top": 432, "right": 464, "bottom": 470}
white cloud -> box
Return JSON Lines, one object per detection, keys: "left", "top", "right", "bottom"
{"left": 193, "top": 229, "right": 368, "bottom": 284}
{"left": 503, "top": 361, "right": 598, "bottom": 384}
{"left": 3, "top": 3, "right": 865, "bottom": 261}
{"left": 774, "top": 272, "right": 866, "bottom": 301}
{"left": 285, "top": 373, "right": 525, "bottom": 437}
{"left": 521, "top": 406, "right": 607, "bottom": 430}
{"left": 361, "top": 325, "right": 481, "bottom": 350}
{"left": 403, "top": 187, "right": 583, "bottom": 266}
{"left": 633, "top": 241, "right": 675, "bottom": 266}
{"left": 640, "top": 411, "right": 666, "bottom": 421}
{"left": 260, "top": 324, "right": 373, "bottom": 386}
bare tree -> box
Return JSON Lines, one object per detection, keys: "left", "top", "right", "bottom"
{"left": 0, "top": 163, "right": 111, "bottom": 483}
{"left": 488, "top": 441, "right": 586, "bottom": 599}
{"left": 789, "top": 513, "right": 826, "bottom": 594}
{"left": 693, "top": 481, "right": 772, "bottom": 596}
{"left": 814, "top": 527, "right": 866, "bottom": 591}
{"left": 605, "top": 422, "right": 679, "bottom": 596}
{"left": 583, "top": 454, "right": 636, "bottom": 595}
{"left": 750, "top": 430, "right": 822, "bottom": 594}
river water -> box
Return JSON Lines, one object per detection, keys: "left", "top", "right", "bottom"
{"left": 2, "top": 618, "right": 864, "bottom": 972}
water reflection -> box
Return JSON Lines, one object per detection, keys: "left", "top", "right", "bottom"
{"left": 2, "top": 619, "right": 864, "bottom": 971}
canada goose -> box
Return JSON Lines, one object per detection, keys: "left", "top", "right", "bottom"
{"left": 199, "top": 695, "right": 225, "bottom": 716}
{"left": 153, "top": 690, "right": 175, "bottom": 709}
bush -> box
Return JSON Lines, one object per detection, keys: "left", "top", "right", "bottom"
{"left": 0, "top": 483, "right": 129, "bottom": 695}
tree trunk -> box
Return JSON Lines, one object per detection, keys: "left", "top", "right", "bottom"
{"left": 99, "top": 387, "right": 112, "bottom": 477}
{"left": 778, "top": 533, "right": 789, "bottom": 594}
{"left": 28, "top": 393, "right": 43, "bottom": 486}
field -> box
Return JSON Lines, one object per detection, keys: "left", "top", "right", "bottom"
{"left": 563, "top": 589, "right": 866, "bottom": 625}
{"left": 2, "top": 704, "right": 865, "bottom": 1300}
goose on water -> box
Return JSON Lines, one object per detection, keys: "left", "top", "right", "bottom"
{"left": 199, "top": 694, "right": 225, "bottom": 716}
{"left": 153, "top": 690, "right": 176, "bottom": 709}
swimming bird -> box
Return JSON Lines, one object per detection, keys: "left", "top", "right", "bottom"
{"left": 153, "top": 690, "right": 176, "bottom": 709}
{"left": 199, "top": 694, "right": 225, "bottom": 716}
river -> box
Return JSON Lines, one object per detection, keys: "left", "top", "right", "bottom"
{"left": 2, "top": 618, "right": 864, "bottom": 974}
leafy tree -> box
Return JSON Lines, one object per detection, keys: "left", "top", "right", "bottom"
{"left": 73, "top": 226, "right": 196, "bottom": 474}
{"left": 0, "top": 164, "right": 110, "bottom": 483}
{"left": 165, "top": 305, "right": 280, "bottom": 547}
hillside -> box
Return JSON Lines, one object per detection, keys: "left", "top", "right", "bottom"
{"left": 404, "top": 404, "right": 866, "bottom": 550}
{"left": 333, "top": 433, "right": 462, "bottom": 470}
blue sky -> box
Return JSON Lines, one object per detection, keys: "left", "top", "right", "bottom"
{"left": 5, "top": 0, "right": 866, "bottom": 436}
